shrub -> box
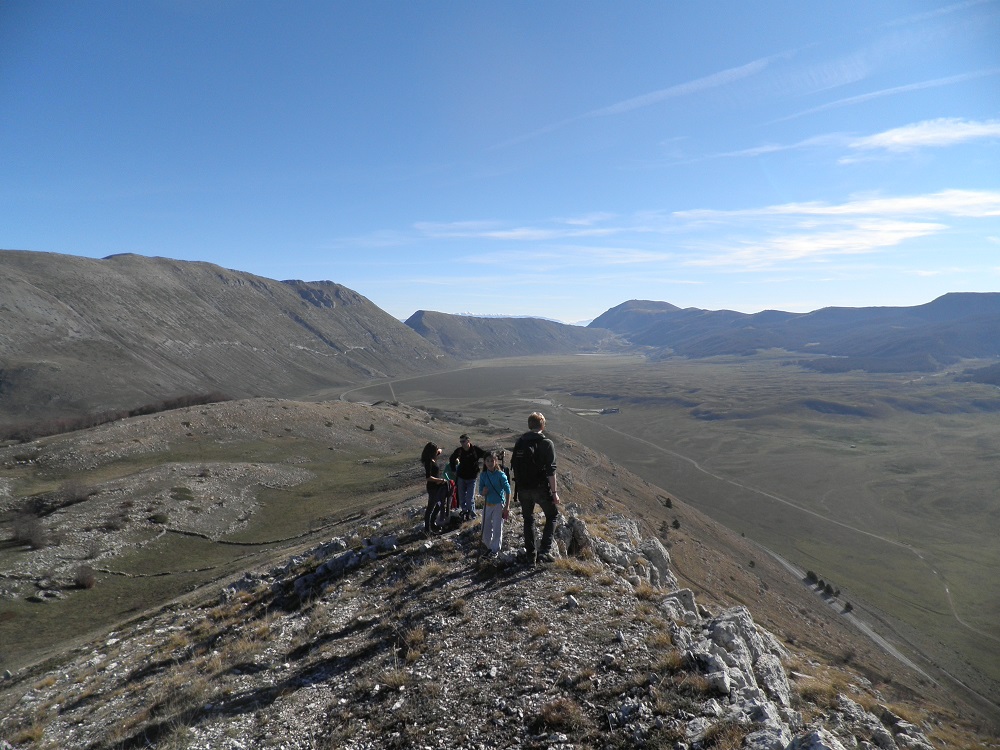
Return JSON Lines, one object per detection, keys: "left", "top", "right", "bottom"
{"left": 75, "top": 565, "right": 97, "bottom": 589}
{"left": 170, "top": 486, "right": 194, "bottom": 502}
{"left": 12, "top": 513, "right": 47, "bottom": 549}
{"left": 59, "top": 478, "right": 91, "bottom": 504}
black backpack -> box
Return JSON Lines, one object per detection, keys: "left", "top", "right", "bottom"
{"left": 512, "top": 433, "right": 547, "bottom": 489}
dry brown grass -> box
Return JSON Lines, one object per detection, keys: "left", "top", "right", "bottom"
{"left": 528, "top": 622, "right": 550, "bottom": 639}
{"left": 512, "top": 608, "right": 542, "bottom": 626}
{"left": 702, "top": 718, "right": 749, "bottom": 749}
{"left": 795, "top": 670, "right": 852, "bottom": 710}
{"left": 535, "top": 696, "right": 593, "bottom": 732}
{"left": 553, "top": 557, "right": 603, "bottom": 578}
{"left": 404, "top": 624, "right": 426, "bottom": 650}
{"left": 380, "top": 667, "right": 412, "bottom": 690}
{"left": 634, "top": 581, "right": 659, "bottom": 600}
{"left": 407, "top": 559, "right": 447, "bottom": 586}
{"left": 11, "top": 722, "right": 47, "bottom": 744}
{"left": 646, "top": 628, "right": 674, "bottom": 650}
{"left": 33, "top": 675, "right": 57, "bottom": 690}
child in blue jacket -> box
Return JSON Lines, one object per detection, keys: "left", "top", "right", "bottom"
{"left": 477, "top": 451, "right": 511, "bottom": 557}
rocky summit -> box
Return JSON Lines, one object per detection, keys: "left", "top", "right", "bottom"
{"left": 0, "top": 496, "right": 952, "bottom": 749}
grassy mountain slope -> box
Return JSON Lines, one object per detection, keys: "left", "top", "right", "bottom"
{"left": 405, "top": 310, "right": 626, "bottom": 359}
{"left": 0, "top": 250, "right": 449, "bottom": 431}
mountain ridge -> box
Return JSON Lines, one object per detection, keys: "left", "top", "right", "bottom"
{"left": 4, "top": 249, "right": 999, "bottom": 436}
{"left": 589, "top": 293, "right": 1000, "bottom": 371}
{"left": 404, "top": 309, "right": 627, "bottom": 360}
{"left": 0, "top": 250, "right": 450, "bottom": 431}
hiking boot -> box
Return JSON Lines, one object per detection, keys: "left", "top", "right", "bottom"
{"left": 516, "top": 550, "right": 535, "bottom": 565}
{"left": 536, "top": 551, "right": 555, "bottom": 564}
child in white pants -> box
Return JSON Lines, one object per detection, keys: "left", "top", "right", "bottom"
{"left": 478, "top": 452, "right": 511, "bottom": 557}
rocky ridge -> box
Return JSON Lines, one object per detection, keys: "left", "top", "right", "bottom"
{"left": 1, "top": 500, "right": 947, "bottom": 749}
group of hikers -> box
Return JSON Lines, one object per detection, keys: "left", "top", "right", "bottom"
{"left": 420, "top": 411, "right": 560, "bottom": 565}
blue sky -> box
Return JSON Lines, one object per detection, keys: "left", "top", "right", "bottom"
{"left": 2, "top": 1, "right": 999, "bottom": 323}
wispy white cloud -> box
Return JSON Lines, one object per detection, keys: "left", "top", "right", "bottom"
{"left": 775, "top": 68, "right": 1000, "bottom": 122}
{"left": 709, "top": 133, "right": 848, "bottom": 160}
{"left": 884, "top": 0, "right": 996, "bottom": 29}
{"left": 847, "top": 117, "right": 1000, "bottom": 152}
{"left": 468, "top": 244, "right": 674, "bottom": 269}
{"left": 698, "top": 118, "right": 1000, "bottom": 164}
{"left": 414, "top": 220, "right": 620, "bottom": 242}
{"left": 551, "top": 245, "right": 675, "bottom": 265}
{"left": 686, "top": 220, "right": 945, "bottom": 268}
{"left": 908, "top": 267, "right": 972, "bottom": 277}
{"left": 674, "top": 189, "right": 1000, "bottom": 269}
{"left": 325, "top": 229, "right": 414, "bottom": 249}
{"left": 413, "top": 220, "right": 504, "bottom": 237}
{"left": 345, "top": 191, "right": 1000, "bottom": 284}
{"left": 584, "top": 57, "right": 775, "bottom": 119}
{"left": 492, "top": 55, "right": 779, "bottom": 149}
{"left": 557, "top": 212, "right": 617, "bottom": 227}
{"left": 677, "top": 189, "right": 1000, "bottom": 220}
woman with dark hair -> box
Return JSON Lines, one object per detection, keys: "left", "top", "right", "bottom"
{"left": 421, "top": 442, "right": 449, "bottom": 534}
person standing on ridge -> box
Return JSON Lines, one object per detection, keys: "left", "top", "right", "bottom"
{"left": 420, "top": 442, "right": 449, "bottom": 535}
{"left": 478, "top": 451, "right": 511, "bottom": 559}
{"left": 450, "top": 434, "right": 487, "bottom": 522}
{"left": 511, "top": 412, "right": 559, "bottom": 564}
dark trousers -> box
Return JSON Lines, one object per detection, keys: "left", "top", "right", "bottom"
{"left": 425, "top": 483, "right": 449, "bottom": 531}
{"left": 518, "top": 486, "right": 558, "bottom": 555}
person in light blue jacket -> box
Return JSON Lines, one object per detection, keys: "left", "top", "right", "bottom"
{"left": 477, "top": 451, "right": 511, "bottom": 558}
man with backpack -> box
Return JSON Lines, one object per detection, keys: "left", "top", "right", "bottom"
{"left": 511, "top": 412, "right": 560, "bottom": 564}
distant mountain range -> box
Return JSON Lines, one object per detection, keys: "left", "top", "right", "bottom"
{"left": 590, "top": 295, "right": 1000, "bottom": 372}
{"left": 2, "top": 249, "right": 998, "bottom": 431}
